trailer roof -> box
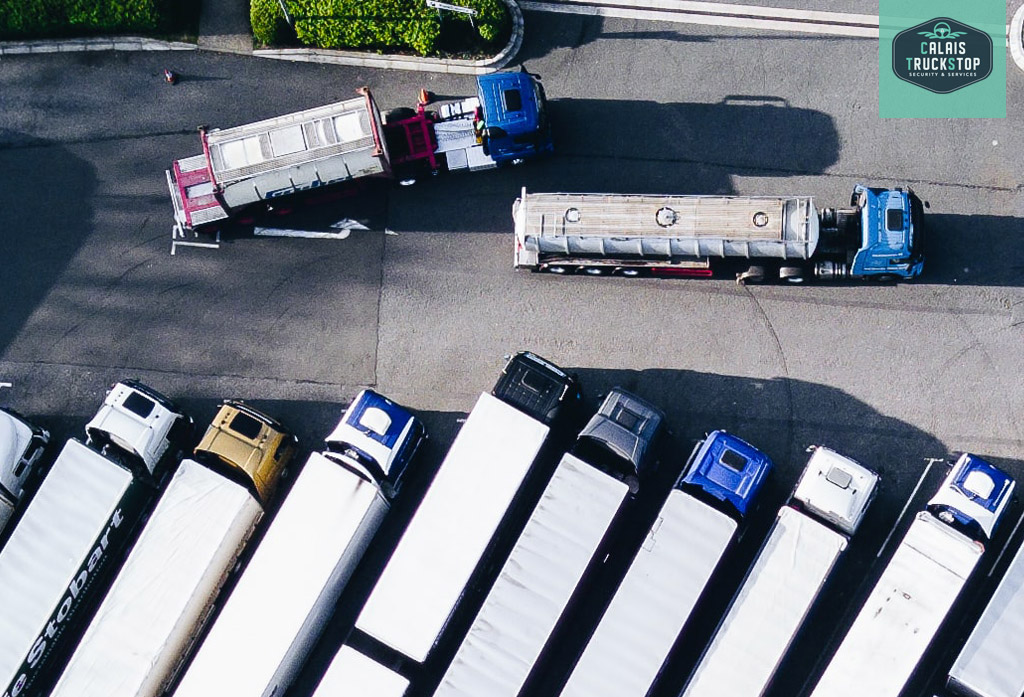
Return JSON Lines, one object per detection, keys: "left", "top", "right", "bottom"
{"left": 435, "top": 454, "right": 628, "bottom": 697}
{"left": 205, "top": 94, "right": 383, "bottom": 186}
{"left": 0, "top": 440, "right": 132, "bottom": 684}
{"left": 561, "top": 489, "right": 736, "bottom": 697}
{"left": 810, "top": 512, "right": 983, "bottom": 697}
{"left": 356, "top": 393, "right": 550, "bottom": 663}
{"left": 51, "top": 460, "right": 260, "bottom": 697}
{"left": 173, "top": 452, "right": 383, "bottom": 696}
{"left": 517, "top": 192, "right": 808, "bottom": 240}
{"left": 949, "top": 537, "right": 1024, "bottom": 697}
{"left": 683, "top": 507, "right": 847, "bottom": 697}
{"left": 313, "top": 646, "right": 409, "bottom": 697}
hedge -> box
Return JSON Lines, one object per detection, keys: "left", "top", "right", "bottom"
{"left": 251, "top": 0, "right": 508, "bottom": 55}
{"left": 0, "top": 0, "right": 169, "bottom": 40}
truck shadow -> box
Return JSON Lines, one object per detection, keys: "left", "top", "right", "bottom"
{"left": 0, "top": 133, "right": 96, "bottom": 359}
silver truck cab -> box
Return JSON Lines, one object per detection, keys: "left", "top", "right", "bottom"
{"left": 574, "top": 388, "right": 664, "bottom": 492}
{"left": 794, "top": 446, "right": 879, "bottom": 535}
{"left": 0, "top": 408, "right": 49, "bottom": 533}
{"left": 85, "top": 380, "right": 193, "bottom": 477}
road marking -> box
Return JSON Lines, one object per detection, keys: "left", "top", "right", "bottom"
{"left": 521, "top": 0, "right": 879, "bottom": 36}
{"left": 524, "top": 0, "right": 1020, "bottom": 43}
{"left": 990, "top": 509, "right": 1024, "bottom": 577}
{"left": 877, "top": 457, "right": 940, "bottom": 558}
{"left": 254, "top": 227, "right": 353, "bottom": 239}
{"left": 0, "top": 382, "right": 11, "bottom": 390}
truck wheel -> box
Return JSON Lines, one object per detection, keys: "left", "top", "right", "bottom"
{"left": 873, "top": 274, "right": 900, "bottom": 283}
{"left": 384, "top": 107, "right": 416, "bottom": 124}
{"left": 737, "top": 266, "right": 766, "bottom": 285}
{"left": 583, "top": 267, "right": 607, "bottom": 276}
{"left": 544, "top": 265, "right": 569, "bottom": 274}
{"left": 510, "top": 158, "right": 526, "bottom": 166}
{"left": 616, "top": 268, "right": 641, "bottom": 277}
{"left": 398, "top": 177, "right": 417, "bottom": 186}
{"left": 779, "top": 267, "right": 805, "bottom": 283}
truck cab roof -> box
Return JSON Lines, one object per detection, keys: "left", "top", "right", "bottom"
{"left": 492, "top": 351, "right": 579, "bottom": 425}
{"left": 680, "top": 430, "right": 773, "bottom": 519}
{"left": 194, "top": 401, "right": 297, "bottom": 505}
{"left": 85, "top": 380, "right": 192, "bottom": 477}
{"left": 793, "top": 447, "right": 879, "bottom": 536}
{"left": 574, "top": 388, "right": 663, "bottom": 487}
{"left": 850, "top": 185, "right": 924, "bottom": 278}
{"left": 928, "top": 453, "right": 1014, "bottom": 541}
{"left": 325, "top": 389, "right": 425, "bottom": 493}
{"left": 476, "top": 71, "right": 541, "bottom": 139}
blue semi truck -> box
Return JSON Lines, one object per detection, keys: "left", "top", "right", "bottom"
{"left": 167, "top": 70, "right": 552, "bottom": 236}
{"left": 513, "top": 185, "right": 925, "bottom": 283}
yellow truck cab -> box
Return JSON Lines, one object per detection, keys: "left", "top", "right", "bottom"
{"left": 194, "top": 400, "right": 297, "bottom": 504}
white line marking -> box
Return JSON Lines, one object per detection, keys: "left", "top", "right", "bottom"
{"left": 990, "top": 509, "right": 1024, "bottom": 577}
{"left": 877, "top": 457, "right": 940, "bottom": 558}
{"left": 254, "top": 227, "right": 353, "bottom": 239}
{"left": 0, "top": 382, "right": 11, "bottom": 390}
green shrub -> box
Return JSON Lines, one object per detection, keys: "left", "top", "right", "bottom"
{"left": 260, "top": 0, "right": 509, "bottom": 55}
{"left": 0, "top": 0, "right": 169, "bottom": 40}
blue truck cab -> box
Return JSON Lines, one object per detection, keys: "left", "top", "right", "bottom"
{"left": 680, "top": 430, "right": 773, "bottom": 518}
{"left": 849, "top": 185, "right": 925, "bottom": 280}
{"left": 325, "top": 389, "right": 426, "bottom": 497}
{"left": 476, "top": 70, "right": 553, "bottom": 165}
{"left": 928, "top": 453, "right": 1015, "bottom": 541}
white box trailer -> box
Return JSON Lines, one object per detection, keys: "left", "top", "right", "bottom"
{"left": 354, "top": 352, "right": 578, "bottom": 665}
{"left": 558, "top": 430, "right": 774, "bottom": 697}
{"left": 432, "top": 389, "right": 664, "bottom": 697}
{"left": 680, "top": 447, "right": 879, "bottom": 697}
{"left": 0, "top": 440, "right": 153, "bottom": 697}
{"left": 809, "top": 454, "right": 1014, "bottom": 697}
{"left": 313, "top": 646, "right": 410, "bottom": 697}
{"left": 47, "top": 459, "right": 266, "bottom": 697}
{"left": 173, "top": 390, "right": 424, "bottom": 697}
{"left": 947, "top": 532, "right": 1024, "bottom": 697}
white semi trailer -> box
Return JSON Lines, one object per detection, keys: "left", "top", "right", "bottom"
{"left": 48, "top": 400, "right": 298, "bottom": 697}
{"left": 680, "top": 446, "right": 879, "bottom": 697}
{"left": 557, "top": 430, "right": 774, "bottom": 697}
{"left": 0, "top": 381, "right": 191, "bottom": 697}
{"left": 512, "top": 185, "right": 924, "bottom": 283}
{"left": 946, "top": 519, "right": 1024, "bottom": 697}
{"left": 808, "top": 454, "right": 1014, "bottom": 697}
{"left": 171, "top": 390, "right": 424, "bottom": 697}
{"left": 345, "top": 352, "right": 580, "bottom": 671}
{"left": 431, "top": 389, "right": 664, "bottom": 697}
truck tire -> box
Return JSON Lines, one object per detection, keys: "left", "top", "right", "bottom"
{"left": 583, "top": 267, "right": 608, "bottom": 276}
{"left": 779, "top": 266, "right": 805, "bottom": 283}
{"left": 616, "top": 268, "right": 641, "bottom": 277}
{"left": 737, "top": 265, "right": 766, "bottom": 285}
{"left": 384, "top": 107, "right": 416, "bottom": 125}
{"left": 543, "top": 265, "right": 570, "bottom": 274}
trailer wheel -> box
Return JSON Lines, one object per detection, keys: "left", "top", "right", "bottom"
{"left": 384, "top": 107, "right": 416, "bottom": 124}
{"left": 398, "top": 177, "right": 417, "bottom": 186}
{"left": 544, "top": 265, "right": 569, "bottom": 274}
{"left": 779, "top": 267, "right": 805, "bottom": 283}
{"left": 616, "top": 268, "right": 641, "bottom": 277}
{"left": 583, "top": 267, "right": 608, "bottom": 276}
{"left": 737, "top": 265, "right": 766, "bottom": 285}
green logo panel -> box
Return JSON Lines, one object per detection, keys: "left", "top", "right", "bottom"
{"left": 880, "top": 0, "right": 1005, "bottom": 118}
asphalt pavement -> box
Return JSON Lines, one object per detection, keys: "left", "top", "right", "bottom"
{"left": 0, "top": 12, "right": 1022, "bottom": 697}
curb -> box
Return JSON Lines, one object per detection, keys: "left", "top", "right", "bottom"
{"left": 0, "top": 0, "right": 525, "bottom": 73}
{"left": 1011, "top": 2, "right": 1024, "bottom": 74}
{"left": 0, "top": 36, "right": 195, "bottom": 55}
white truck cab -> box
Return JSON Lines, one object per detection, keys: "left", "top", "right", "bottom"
{"left": 0, "top": 408, "right": 49, "bottom": 534}
{"left": 85, "top": 380, "right": 193, "bottom": 476}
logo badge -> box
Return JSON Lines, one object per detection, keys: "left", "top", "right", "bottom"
{"left": 892, "top": 17, "right": 993, "bottom": 93}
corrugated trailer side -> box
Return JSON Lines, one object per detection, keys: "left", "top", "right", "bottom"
{"left": 49, "top": 459, "right": 263, "bottom": 697}
{"left": 433, "top": 454, "right": 630, "bottom": 697}
{"left": 948, "top": 539, "right": 1024, "bottom": 697}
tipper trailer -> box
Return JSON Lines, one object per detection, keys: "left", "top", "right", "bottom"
{"left": 946, "top": 514, "right": 1024, "bottom": 697}
{"left": 48, "top": 401, "right": 297, "bottom": 697}
{"left": 0, "top": 381, "right": 191, "bottom": 697}
{"left": 512, "top": 185, "right": 924, "bottom": 283}
{"left": 171, "top": 390, "right": 423, "bottom": 697}
{"left": 347, "top": 352, "right": 579, "bottom": 668}
{"left": 0, "top": 409, "right": 48, "bottom": 537}
{"left": 431, "top": 389, "right": 665, "bottom": 697}
{"left": 680, "top": 446, "right": 879, "bottom": 697}
{"left": 808, "top": 454, "right": 1014, "bottom": 697}
{"left": 167, "top": 70, "right": 552, "bottom": 236}
{"left": 557, "top": 430, "right": 773, "bottom": 697}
